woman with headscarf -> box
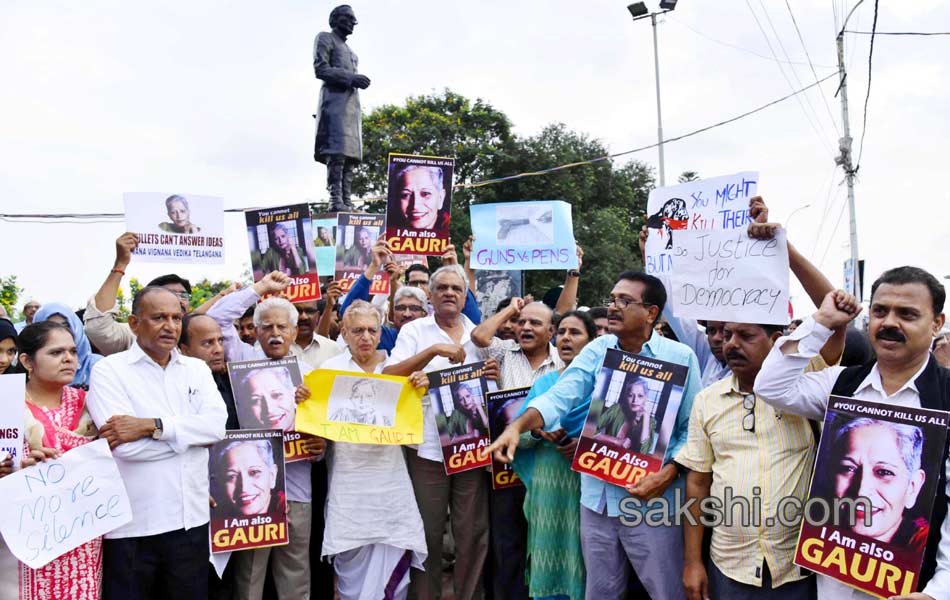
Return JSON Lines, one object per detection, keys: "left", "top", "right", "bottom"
{"left": 32, "top": 303, "right": 102, "bottom": 387}
{"left": 0, "top": 317, "right": 17, "bottom": 375}
{"left": 511, "top": 310, "right": 596, "bottom": 600}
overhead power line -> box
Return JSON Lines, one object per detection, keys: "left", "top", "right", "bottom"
{"left": 854, "top": 0, "right": 879, "bottom": 171}
{"left": 785, "top": 0, "right": 841, "bottom": 135}
{"left": 0, "top": 72, "right": 839, "bottom": 222}
{"left": 846, "top": 30, "right": 950, "bottom": 36}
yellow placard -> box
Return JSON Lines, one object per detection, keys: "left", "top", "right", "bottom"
{"left": 297, "top": 369, "right": 424, "bottom": 445}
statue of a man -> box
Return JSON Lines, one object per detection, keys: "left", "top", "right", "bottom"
{"left": 313, "top": 5, "right": 370, "bottom": 212}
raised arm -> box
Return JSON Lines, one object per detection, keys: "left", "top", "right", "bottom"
{"left": 555, "top": 246, "right": 583, "bottom": 315}
{"left": 84, "top": 233, "right": 138, "bottom": 355}
{"left": 207, "top": 272, "right": 291, "bottom": 362}
{"left": 316, "top": 281, "right": 343, "bottom": 338}
{"left": 472, "top": 297, "right": 523, "bottom": 348}
{"left": 340, "top": 239, "right": 390, "bottom": 318}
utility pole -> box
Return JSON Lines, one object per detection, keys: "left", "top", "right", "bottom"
{"left": 836, "top": 2, "right": 863, "bottom": 301}
{"left": 650, "top": 12, "right": 666, "bottom": 186}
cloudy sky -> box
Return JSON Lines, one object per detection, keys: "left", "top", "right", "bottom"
{"left": 2, "top": 0, "right": 948, "bottom": 316}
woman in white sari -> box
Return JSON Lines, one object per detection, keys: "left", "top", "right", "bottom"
{"left": 320, "top": 300, "right": 428, "bottom": 599}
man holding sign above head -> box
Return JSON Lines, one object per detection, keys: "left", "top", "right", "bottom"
{"left": 85, "top": 286, "right": 227, "bottom": 600}
{"left": 318, "top": 299, "right": 429, "bottom": 599}
{"left": 489, "top": 270, "right": 702, "bottom": 599}
{"left": 755, "top": 267, "right": 950, "bottom": 600}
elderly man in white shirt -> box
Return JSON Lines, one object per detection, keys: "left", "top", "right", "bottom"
{"left": 86, "top": 286, "right": 227, "bottom": 600}
{"left": 319, "top": 300, "right": 429, "bottom": 599}
{"left": 754, "top": 266, "right": 950, "bottom": 600}
{"left": 383, "top": 264, "right": 494, "bottom": 600}
{"left": 205, "top": 271, "right": 329, "bottom": 600}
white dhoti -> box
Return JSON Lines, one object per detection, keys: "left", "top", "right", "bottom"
{"left": 334, "top": 543, "right": 413, "bottom": 600}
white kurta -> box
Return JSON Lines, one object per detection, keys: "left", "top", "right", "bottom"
{"left": 318, "top": 352, "right": 427, "bottom": 570}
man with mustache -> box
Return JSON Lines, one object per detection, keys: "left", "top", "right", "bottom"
{"left": 489, "top": 270, "right": 702, "bottom": 599}
{"left": 755, "top": 266, "right": 950, "bottom": 600}
{"left": 205, "top": 271, "right": 328, "bottom": 600}
{"left": 472, "top": 298, "right": 564, "bottom": 599}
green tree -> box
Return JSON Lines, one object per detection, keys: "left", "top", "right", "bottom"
{"left": 189, "top": 278, "right": 234, "bottom": 310}
{"left": 0, "top": 275, "right": 24, "bottom": 319}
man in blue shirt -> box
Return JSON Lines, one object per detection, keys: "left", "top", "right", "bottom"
{"left": 490, "top": 270, "right": 701, "bottom": 600}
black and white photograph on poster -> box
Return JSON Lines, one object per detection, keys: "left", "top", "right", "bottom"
{"left": 475, "top": 270, "right": 523, "bottom": 318}
{"left": 326, "top": 374, "right": 402, "bottom": 427}
{"left": 124, "top": 192, "right": 225, "bottom": 264}
{"left": 494, "top": 203, "right": 553, "bottom": 245}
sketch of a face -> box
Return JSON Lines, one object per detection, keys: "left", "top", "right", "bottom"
{"left": 167, "top": 199, "right": 190, "bottom": 229}
{"left": 244, "top": 368, "right": 296, "bottom": 431}
{"left": 351, "top": 380, "right": 375, "bottom": 414}
{"left": 220, "top": 441, "right": 277, "bottom": 516}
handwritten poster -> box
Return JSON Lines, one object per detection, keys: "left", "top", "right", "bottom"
{"left": 572, "top": 349, "right": 687, "bottom": 488}
{"left": 795, "top": 397, "right": 949, "bottom": 598}
{"left": 209, "top": 429, "right": 289, "bottom": 553}
{"left": 644, "top": 172, "right": 758, "bottom": 277}
{"left": 124, "top": 192, "right": 225, "bottom": 264}
{"left": 427, "top": 362, "right": 498, "bottom": 475}
{"left": 470, "top": 201, "right": 579, "bottom": 271}
{"left": 334, "top": 213, "right": 389, "bottom": 295}
{"left": 246, "top": 204, "right": 321, "bottom": 302}
{"left": 311, "top": 215, "right": 339, "bottom": 278}
{"left": 0, "top": 374, "right": 25, "bottom": 469}
{"left": 669, "top": 228, "right": 790, "bottom": 325}
{"left": 296, "top": 370, "right": 424, "bottom": 445}
{"left": 385, "top": 153, "right": 454, "bottom": 256}
{"left": 0, "top": 439, "right": 132, "bottom": 569}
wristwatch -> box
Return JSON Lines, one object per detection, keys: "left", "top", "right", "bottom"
{"left": 151, "top": 418, "right": 163, "bottom": 441}
{"left": 567, "top": 269, "right": 581, "bottom": 278}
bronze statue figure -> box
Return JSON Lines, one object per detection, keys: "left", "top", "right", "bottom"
{"left": 313, "top": 5, "right": 370, "bottom": 212}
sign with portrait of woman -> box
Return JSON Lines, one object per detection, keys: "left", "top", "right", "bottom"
{"left": 124, "top": 192, "right": 225, "bottom": 264}
{"left": 245, "top": 203, "right": 321, "bottom": 302}
{"left": 795, "top": 396, "right": 950, "bottom": 598}
{"left": 384, "top": 153, "right": 454, "bottom": 256}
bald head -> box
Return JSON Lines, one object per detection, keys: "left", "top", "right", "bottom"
{"left": 180, "top": 314, "right": 226, "bottom": 373}
{"left": 517, "top": 302, "right": 555, "bottom": 353}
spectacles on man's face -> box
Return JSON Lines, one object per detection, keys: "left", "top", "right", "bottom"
{"left": 171, "top": 292, "right": 191, "bottom": 301}
{"left": 742, "top": 393, "right": 756, "bottom": 433}
{"left": 603, "top": 295, "right": 652, "bottom": 310}
{"left": 394, "top": 304, "right": 426, "bottom": 314}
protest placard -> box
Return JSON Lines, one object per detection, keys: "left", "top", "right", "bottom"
{"left": 209, "top": 429, "right": 289, "bottom": 553}
{"left": 295, "top": 370, "right": 424, "bottom": 445}
{"left": 227, "top": 356, "right": 322, "bottom": 463}
{"left": 470, "top": 201, "right": 579, "bottom": 271}
{"left": 571, "top": 349, "right": 688, "bottom": 487}
{"left": 475, "top": 270, "right": 523, "bottom": 318}
{"left": 795, "top": 396, "right": 949, "bottom": 598}
{"left": 246, "top": 203, "right": 321, "bottom": 302}
{"left": 334, "top": 212, "right": 389, "bottom": 295}
{"left": 0, "top": 373, "right": 25, "bottom": 469}
{"left": 124, "top": 192, "right": 225, "bottom": 264}
{"left": 385, "top": 153, "right": 454, "bottom": 256}
{"left": 427, "top": 362, "right": 498, "bottom": 475}
{"left": 487, "top": 387, "right": 530, "bottom": 490}
{"left": 0, "top": 439, "right": 132, "bottom": 569}
{"left": 311, "top": 215, "right": 338, "bottom": 277}
{"left": 669, "top": 227, "right": 790, "bottom": 325}
{"left": 644, "top": 171, "right": 758, "bottom": 278}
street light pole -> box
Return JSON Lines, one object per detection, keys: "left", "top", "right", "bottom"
{"left": 650, "top": 12, "right": 666, "bottom": 186}
{"left": 836, "top": 1, "right": 864, "bottom": 301}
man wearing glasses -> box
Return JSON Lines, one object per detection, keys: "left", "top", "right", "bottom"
{"left": 674, "top": 320, "right": 843, "bottom": 600}
{"left": 489, "top": 270, "right": 702, "bottom": 599}
{"left": 84, "top": 232, "right": 195, "bottom": 355}
{"left": 338, "top": 238, "right": 482, "bottom": 352}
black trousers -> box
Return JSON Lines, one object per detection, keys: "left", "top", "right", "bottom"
{"left": 103, "top": 526, "right": 208, "bottom": 600}
{"left": 489, "top": 486, "right": 529, "bottom": 600}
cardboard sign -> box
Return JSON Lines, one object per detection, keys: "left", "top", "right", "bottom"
{"left": 0, "top": 439, "right": 132, "bottom": 569}
{"left": 124, "top": 192, "right": 225, "bottom": 264}
{"left": 644, "top": 172, "right": 759, "bottom": 278}
{"left": 795, "top": 397, "right": 950, "bottom": 598}
{"left": 296, "top": 370, "right": 424, "bottom": 445}
{"left": 0, "top": 374, "right": 25, "bottom": 469}
{"left": 209, "top": 429, "right": 289, "bottom": 553}
{"left": 670, "top": 227, "right": 790, "bottom": 325}
{"left": 470, "top": 201, "right": 579, "bottom": 270}
{"left": 227, "top": 357, "right": 321, "bottom": 463}
{"left": 246, "top": 204, "right": 321, "bottom": 302}
{"left": 572, "top": 349, "right": 687, "bottom": 488}
{"left": 427, "top": 362, "right": 498, "bottom": 475}
{"left": 311, "top": 216, "right": 339, "bottom": 277}
{"left": 385, "top": 153, "right": 454, "bottom": 256}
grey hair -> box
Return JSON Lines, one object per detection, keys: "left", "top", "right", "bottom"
{"left": 273, "top": 221, "right": 293, "bottom": 236}
{"left": 834, "top": 417, "right": 924, "bottom": 473}
{"left": 524, "top": 301, "right": 554, "bottom": 321}
{"left": 239, "top": 365, "right": 295, "bottom": 394}
{"left": 165, "top": 194, "right": 189, "bottom": 211}
{"left": 254, "top": 297, "right": 299, "bottom": 328}
{"left": 394, "top": 285, "right": 427, "bottom": 306}
{"left": 396, "top": 165, "right": 444, "bottom": 192}
{"left": 213, "top": 439, "right": 275, "bottom": 471}
{"left": 342, "top": 299, "right": 383, "bottom": 326}
{"left": 430, "top": 264, "right": 469, "bottom": 291}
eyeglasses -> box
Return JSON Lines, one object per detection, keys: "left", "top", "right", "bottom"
{"left": 742, "top": 394, "right": 756, "bottom": 433}
{"left": 394, "top": 304, "right": 426, "bottom": 314}
{"left": 173, "top": 292, "right": 192, "bottom": 301}
{"left": 603, "top": 295, "right": 652, "bottom": 310}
